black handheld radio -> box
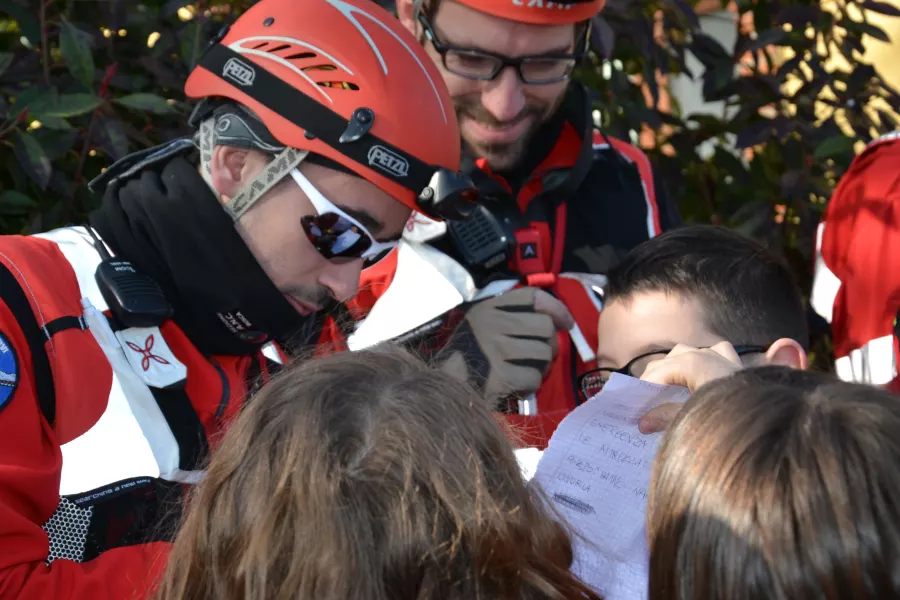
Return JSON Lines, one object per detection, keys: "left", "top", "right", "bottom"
{"left": 87, "top": 227, "right": 173, "bottom": 328}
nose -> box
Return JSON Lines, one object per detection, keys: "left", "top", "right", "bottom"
{"left": 319, "top": 258, "right": 364, "bottom": 302}
{"left": 480, "top": 67, "right": 526, "bottom": 123}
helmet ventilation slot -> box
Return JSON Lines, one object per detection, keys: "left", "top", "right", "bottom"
{"left": 236, "top": 40, "right": 359, "bottom": 92}
{"left": 319, "top": 81, "right": 360, "bottom": 90}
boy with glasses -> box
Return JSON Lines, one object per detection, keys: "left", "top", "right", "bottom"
{"left": 586, "top": 224, "right": 809, "bottom": 432}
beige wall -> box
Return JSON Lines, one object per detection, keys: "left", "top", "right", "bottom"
{"left": 866, "top": 11, "right": 900, "bottom": 96}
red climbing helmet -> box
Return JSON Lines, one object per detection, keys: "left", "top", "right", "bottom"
{"left": 452, "top": 0, "right": 606, "bottom": 25}
{"left": 184, "top": 0, "right": 477, "bottom": 220}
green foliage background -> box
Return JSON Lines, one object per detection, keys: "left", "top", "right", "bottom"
{"left": 2, "top": 0, "right": 899, "bottom": 367}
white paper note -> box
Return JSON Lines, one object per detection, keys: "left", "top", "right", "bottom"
{"left": 533, "top": 373, "right": 689, "bottom": 600}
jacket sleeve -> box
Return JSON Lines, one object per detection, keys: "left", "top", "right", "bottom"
{"left": 811, "top": 138, "right": 900, "bottom": 386}
{"left": 0, "top": 297, "right": 170, "bottom": 599}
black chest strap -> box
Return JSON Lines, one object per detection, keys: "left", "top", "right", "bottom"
{"left": 0, "top": 261, "right": 57, "bottom": 425}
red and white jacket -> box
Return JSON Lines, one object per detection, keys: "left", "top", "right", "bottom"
{"left": 0, "top": 226, "right": 291, "bottom": 599}
{"left": 811, "top": 131, "right": 900, "bottom": 391}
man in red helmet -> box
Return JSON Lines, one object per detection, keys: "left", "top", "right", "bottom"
{"left": 0, "top": 0, "right": 500, "bottom": 597}
{"left": 811, "top": 131, "right": 900, "bottom": 393}
{"left": 348, "top": 0, "right": 680, "bottom": 447}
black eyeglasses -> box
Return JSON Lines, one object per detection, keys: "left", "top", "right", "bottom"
{"left": 577, "top": 345, "right": 770, "bottom": 401}
{"left": 418, "top": 14, "right": 585, "bottom": 85}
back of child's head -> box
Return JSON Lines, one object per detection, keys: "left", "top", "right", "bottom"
{"left": 157, "top": 343, "right": 602, "bottom": 600}
{"left": 648, "top": 366, "right": 900, "bottom": 600}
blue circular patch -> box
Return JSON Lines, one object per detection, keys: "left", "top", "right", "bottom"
{"left": 0, "top": 332, "right": 19, "bottom": 411}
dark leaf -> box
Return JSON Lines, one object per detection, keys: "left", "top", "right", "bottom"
{"left": 776, "top": 55, "right": 803, "bottom": 84}
{"left": 813, "top": 135, "right": 856, "bottom": 158}
{"left": 877, "top": 109, "right": 899, "bottom": 131}
{"left": 713, "top": 147, "right": 751, "bottom": 185}
{"left": 9, "top": 85, "right": 58, "bottom": 120}
{"left": 752, "top": 0, "right": 773, "bottom": 41}
{"left": 98, "top": 117, "right": 130, "bottom": 160}
{"left": 847, "top": 64, "right": 877, "bottom": 95}
{"left": 689, "top": 32, "right": 732, "bottom": 69}
{"left": 31, "top": 128, "right": 79, "bottom": 160}
{"left": 118, "top": 119, "right": 154, "bottom": 148}
{"left": 38, "top": 116, "right": 73, "bottom": 131}
{"left": 1, "top": 3, "right": 41, "bottom": 46}
{"left": 842, "top": 34, "right": 866, "bottom": 56}
{"left": 775, "top": 5, "right": 822, "bottom": 26}
{"left": 180, "top": 22, "right": 201, "bottom": 70}
{"left": 115, "top": 93, "right": 173, "bottom": 114}
{"left": 774, "top": 117, "right": 798, "bottom": 139}
{"left": 735, "top": 121, "right": 775, "bottom": 148}
{"left": 862, "top": 1, "right": 900, "bottom": 17}
{"left": 741, "top": 28, "right": 789, "bottom": 54}
{"left": 591, "top": 14, "right": 616, "bottom": 59}
{"left": 842, "top": 19, "right": 892, "bottom": 43}
{"left": 137, "top": 56, "right": 184, "bottom": 90}
{"left": 669, "top": 42, "right": 694, "bottom": 78}
{"left": 780, "top": 170, "right": 809, "bottom": 198}
{"left": 702, "top": 66, "right": 736, "bottom": 101}
{"left": 668, "top": 0, "right": 700, "bottom": 29}
{"left": 689, "top": 113, "right": 727, "bottom": 129}
{"left": 793, "top": 77, "right": 828, "bottom": 105}
{"left": 36, "top": 94, "right": 103, "bottom": 118}
{"left": 0, "top": 190, "right": 36, "bottom": 216}
{"left": 729, "top": 200, "right": 772, "bottom": 237}
{"left": 59, "top": 19, "right": 95, "bottom": 90}
{"left": 751, "top": 73, "right": 783, "bottom": 96}
{"left": 635, "top": 18, "right": 654, "bottom": 61}
{"left": 47, "top": 169, "right": 74, "bottom": 198}
{"left": 0, "top": 52, "right": 13, "bottom": 77}
{"left": 657, "top": 111, "right": 685, "bottom": 127}
{"left": 644, "top": 63, "right": 660, "bottom": 108}
{"left": 13, "top": 132, "right": 52, "bottom": 190}
{"left": 655, "top": 45, "right": 672, "bottom": 76}
{"left": 639, "top": 105, "right": 662, "bottom": 128}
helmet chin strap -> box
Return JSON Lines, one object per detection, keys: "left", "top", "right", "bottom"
{"left": 224, "top": 148, "right": 309, "bottom": 221}
{"left": 195, "top": 115, "right": 309, "bottom": 222}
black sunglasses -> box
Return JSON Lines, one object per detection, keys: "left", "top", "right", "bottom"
{"left": 577, "top": 345, "right": 770, "bottom": 402}
{"left": 418, "top": 14, "right": 585, "bottom": 85}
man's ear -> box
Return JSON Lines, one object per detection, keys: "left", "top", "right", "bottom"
{"left": 208, "top": 145, "right": 251, "bottom": 205}
{"left": 396, "top": 0, "right": 418, "bottom": 35}
{"left": 763, "top": 338, "right": 808, "bottom": 370}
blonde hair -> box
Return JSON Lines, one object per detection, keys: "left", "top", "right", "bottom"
{"left": 156, "top": 344, "right": 603, "bottom": 600}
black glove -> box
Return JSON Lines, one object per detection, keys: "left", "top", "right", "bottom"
{"left": 439, "top": 287, "right": 574, "bottom": 405}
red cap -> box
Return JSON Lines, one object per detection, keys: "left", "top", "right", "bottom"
{"left": 454, "top": 0, "right": 605, "bottom": 25}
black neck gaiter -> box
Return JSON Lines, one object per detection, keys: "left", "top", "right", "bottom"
{"left": 89, "top": 154, "right": 320, "bottom": 357}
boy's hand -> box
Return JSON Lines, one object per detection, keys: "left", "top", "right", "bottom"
{"left": 637, "top": 342, "right": 743, "bottom": 433}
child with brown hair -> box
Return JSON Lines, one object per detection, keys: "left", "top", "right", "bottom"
{"left": 155, "top": 344, "right": 603, "bottom": 600}
{"left": 647, "top": 366, "right": 900, "bottom": 600}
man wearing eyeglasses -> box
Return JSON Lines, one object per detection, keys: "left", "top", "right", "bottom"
{"left": 349, "top": 0, "right": 679, "bottom": 445}
{"left": 585, "top": 225, "right": 809, "bottom": 432}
